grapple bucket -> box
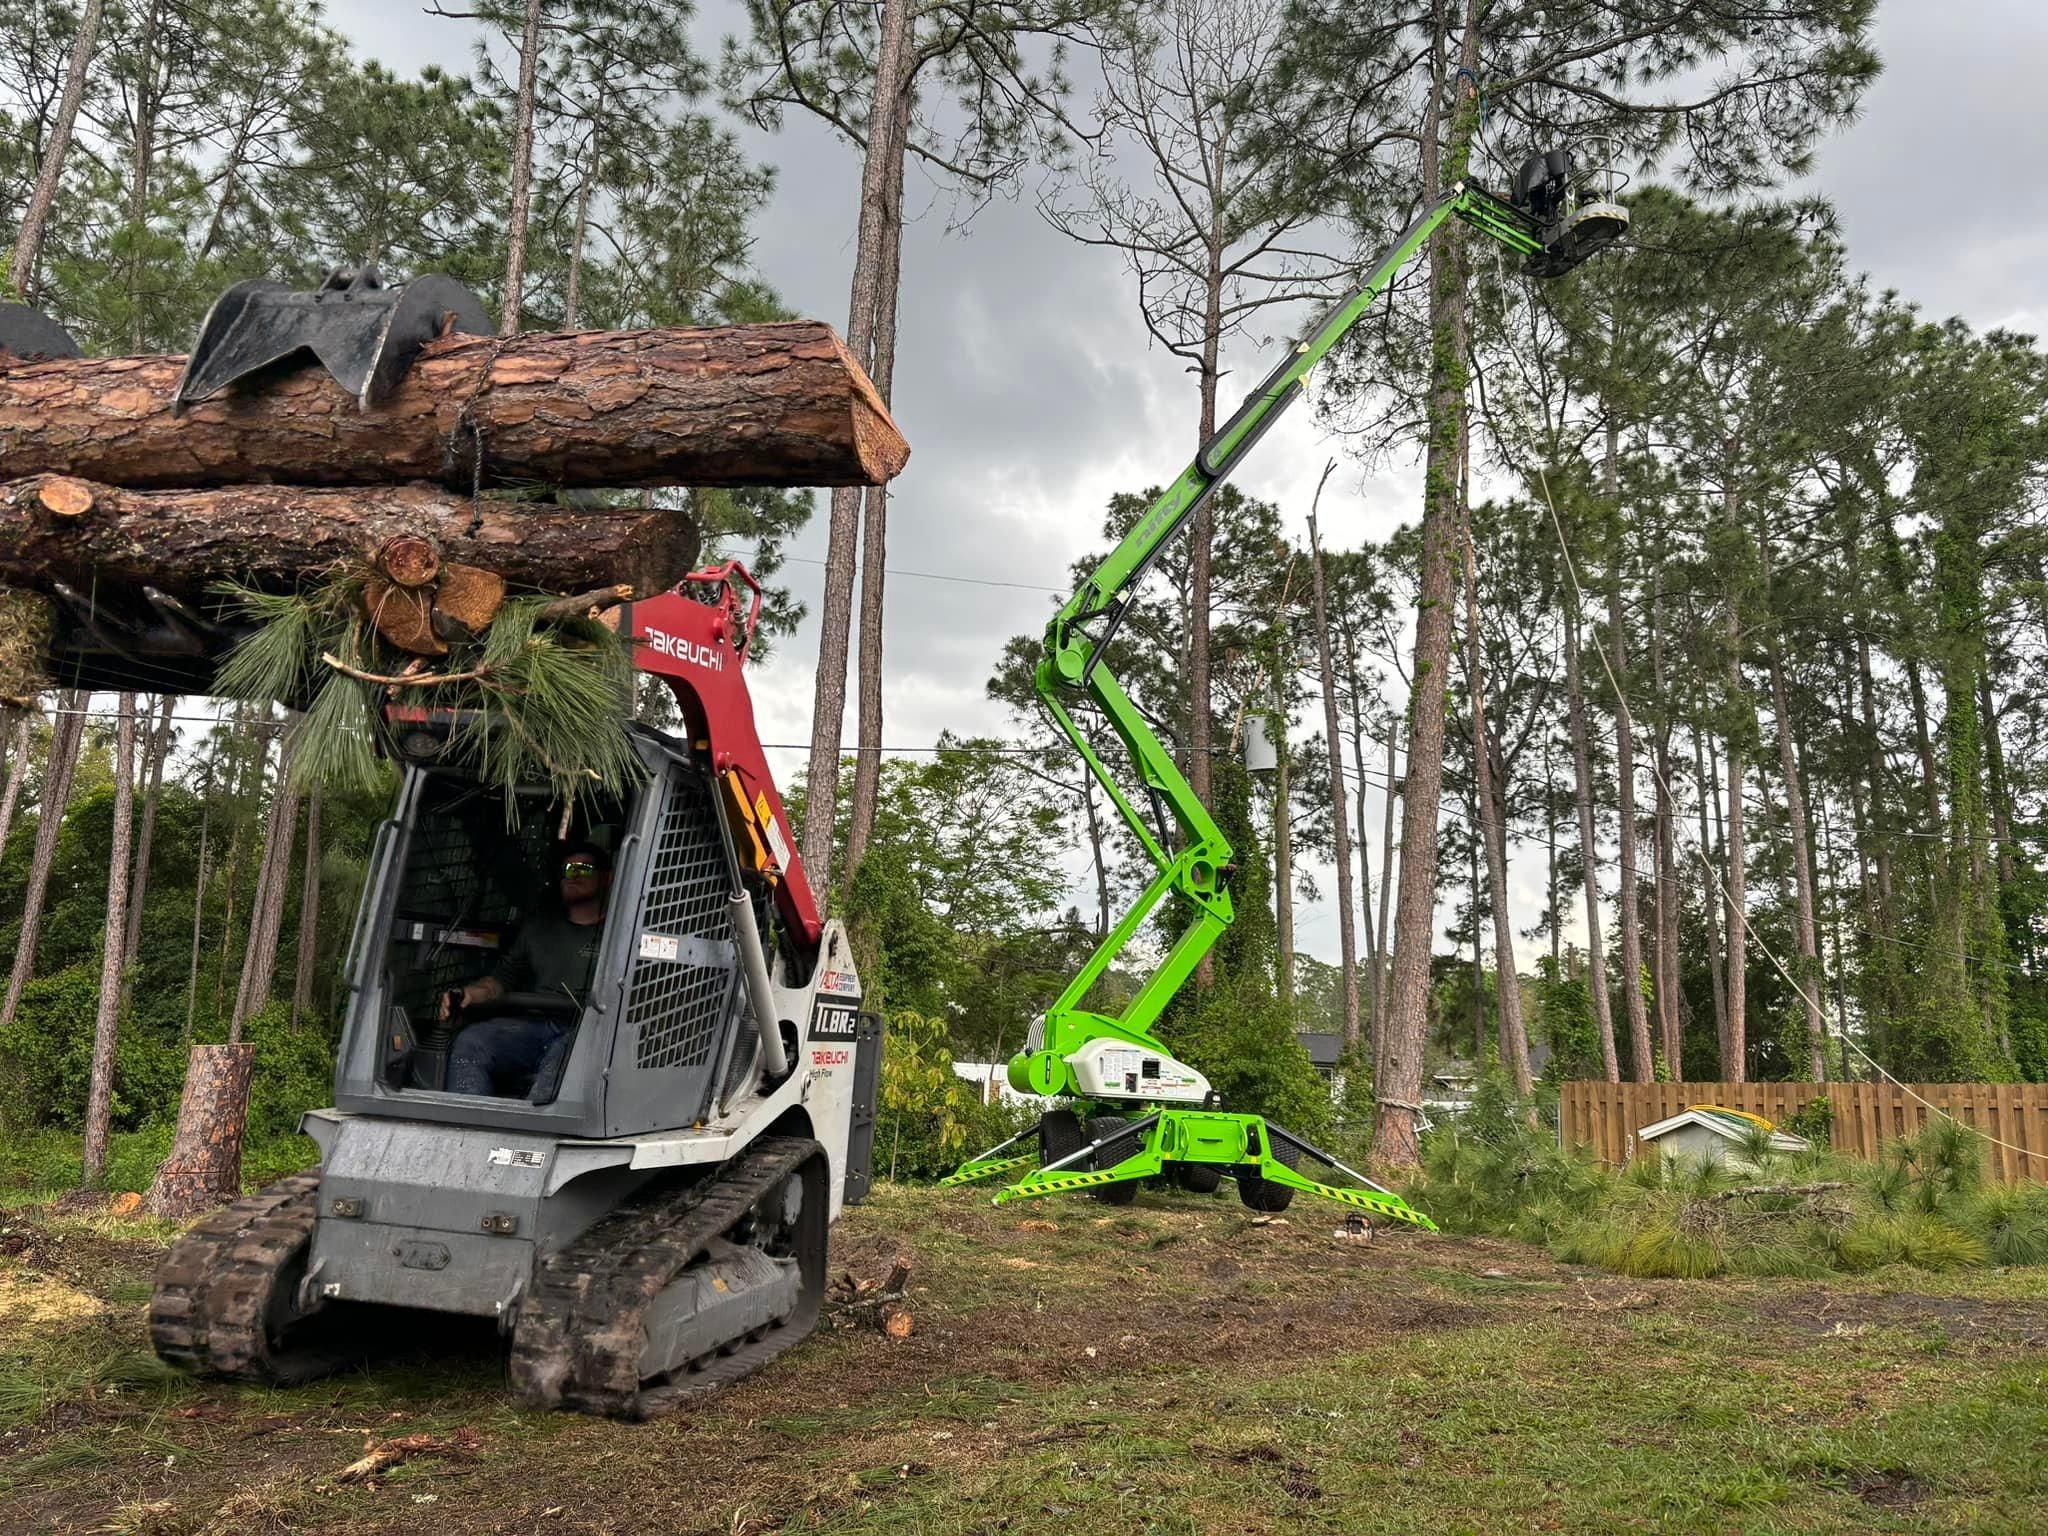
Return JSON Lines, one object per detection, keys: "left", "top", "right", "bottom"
{"left": 174, "top": 266, "right": 490, "bottom": 412}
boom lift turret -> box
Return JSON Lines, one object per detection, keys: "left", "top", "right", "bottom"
{"left": 945, "top": 148, "right": 1627, "bottom": 1221}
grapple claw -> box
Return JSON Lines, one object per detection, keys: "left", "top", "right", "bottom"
{"left": 174, "top": 266, "right": 490, "bottom": 412}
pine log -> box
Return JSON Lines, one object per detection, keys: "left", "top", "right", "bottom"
{"left": 0, "top": 321, "right": 909, "bottom": 490}
{"left": 144, "top": 1043, "right": 256, "bottom": 1217}
{"left": 0, "top": 476, "right": 701, "bottom": 598}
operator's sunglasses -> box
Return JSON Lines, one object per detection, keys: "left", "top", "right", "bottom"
{"left": 562, "top": 860, "right": 599, "bottom": 879}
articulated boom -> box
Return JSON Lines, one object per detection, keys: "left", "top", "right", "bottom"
{"left": 613, "top": 561, "right": 822, "bottom": 950}
{"left": 952, "top": 157, "right": 1626, "bottom": 1223}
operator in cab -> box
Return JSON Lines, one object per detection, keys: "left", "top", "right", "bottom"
{"left": 444, "top": 843, "right": 612, "bottom": 1099}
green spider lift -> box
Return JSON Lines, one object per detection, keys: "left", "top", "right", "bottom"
{"left": 945, "top": 147, "right": 1627, "bottom": 1230}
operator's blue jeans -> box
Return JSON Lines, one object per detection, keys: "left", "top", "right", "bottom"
{"left": 447, "top": 1016, "right": 570, "bottom": 1101}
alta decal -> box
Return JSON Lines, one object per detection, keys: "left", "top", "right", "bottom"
{"left": 643, "top": 628, "right": 725, "bottom": 671}
{"left": 818, "top": 970, "right": 861, "bottom": 998}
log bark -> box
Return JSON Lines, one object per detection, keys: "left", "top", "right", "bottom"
{"left": 0, "top": 322, "right": 909, "bottom": 490}
{"left": 0, "top": 477, "right": 701, "bottom": 598}
{"left": 144, "top": 1043, "right": 256, "bottom": 1216}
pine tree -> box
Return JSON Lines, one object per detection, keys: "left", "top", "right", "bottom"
{"left": 80, "top": 692, "right": 137, "bottom": 1186}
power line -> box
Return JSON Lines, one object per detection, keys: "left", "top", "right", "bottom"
{"left": 775, "top": 553, "right": 1065, "bottom": 596}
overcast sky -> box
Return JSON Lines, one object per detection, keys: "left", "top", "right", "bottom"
{"left": 336, "top": 0, "right": 2048, "bottom": 967}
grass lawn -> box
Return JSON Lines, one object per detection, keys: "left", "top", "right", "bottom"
{"left": 2, "top": 1177, "right": 2045, "bottom": 1534}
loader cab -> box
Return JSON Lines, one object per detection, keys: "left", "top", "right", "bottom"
{"left": 332, "top": 724, "right": 790, "bottom": 1140}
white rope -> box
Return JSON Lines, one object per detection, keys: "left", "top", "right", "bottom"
{"left": 1532, "top": 466, "right": 2048, "bottom": 1170}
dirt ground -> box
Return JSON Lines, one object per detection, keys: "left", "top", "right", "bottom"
{"left": 2, "top": 1184, "right": 2045, "bottom": 1534}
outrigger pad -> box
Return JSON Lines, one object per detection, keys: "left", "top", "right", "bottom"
{"left": 0, "top": 302, "right": 82, "bottom": 362}
{"left": 174, "top": 266, "right": 491, "bottom": 413}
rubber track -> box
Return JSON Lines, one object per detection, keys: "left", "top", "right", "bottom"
{"left": 508, "top": 1135, "right": 824, "bottom": 1420}
{"left": 150, "top": 1170, "right": 331, "bottom": 1384}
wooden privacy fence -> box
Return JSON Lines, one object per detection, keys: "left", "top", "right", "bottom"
{"left": 1557, "top": 1080, "right": 2048, "bottom": 1184}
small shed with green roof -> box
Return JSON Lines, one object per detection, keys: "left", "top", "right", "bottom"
{"left": 1633, "top": 1105, "right": 1807, "bottom": 1171}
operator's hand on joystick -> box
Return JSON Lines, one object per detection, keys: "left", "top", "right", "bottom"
{"left": 442, "top": 982, "right": 488, "bottom": 1020}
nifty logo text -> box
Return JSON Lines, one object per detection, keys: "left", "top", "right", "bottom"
{"left": 644, "top": 628, "right": 725, "bottom": 672}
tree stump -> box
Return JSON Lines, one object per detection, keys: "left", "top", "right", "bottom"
{"left": 146, "top": 1043, "right": 258, "bottom": 1218}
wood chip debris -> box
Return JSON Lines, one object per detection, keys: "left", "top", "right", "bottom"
{"left": 333, "top": 1427, "right": 482, "bottom": 1485}
{"left": 826, "top": 1261, "right": 913, "bottom": 1338}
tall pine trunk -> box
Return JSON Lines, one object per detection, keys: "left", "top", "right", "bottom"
{"left": 292, "top": 792, "right": 323, "bottom": 1025}
{"left": 1460, "top": 502, "right": 1530, "bottom": 1094}
{"left": 499, "top": 0, "right": 546, "bottom": 333}
{"left": 1342, "top": 644, "right": 1380, "bottom": 1019}
{"left": 800, "top": 0, "right": 911, "bottom": 893}
{"left": 1722, "top": 732, "right": 1749, "bottom": 1084}
{"left": 1767, "top": 633, "right": 1827, "bottom": 1079}
{"left": 1185, "top": 139, "right": 1229, "bottom": 988}
{"left": 1545, "top": 736, "right": 1561, "bottom": 970}
{"left": 1273, "top": 714, "right": 1294, "bottom": 1008}
{"left": 1699, "top": 731, "right": 1729, "bottom": 1065}
{"left": 0, "top": 691, "right": 88, "bottom": 1029}
{"left": 230, "top": 736, "right": 299, "bottom": 1037}
{"left": 120, "top": 694, "right": 176, "bottom": 1002}
{"left": 125, "top": 0, "right": 163, "bottom": 351}
{"left": 9, "top": 0, "right": 103, "bottom": 298}
{"left": 1605, "top": 531, "right": 1652, "bottom": 1081}
{"left": 1564, "top": 596, "right": 1618, "bottom": 1080}
{"left": 1082, "top": 773, "right": 1110, "bottom": 936}
{"left": 1309, "top": 505, "right": 1362, "bottom": 1052}
{"left": 81, "top": 694, "right": 138, "bottom": 1186}
{"left": 846, "top": 84, "right": 912, "bottom": 880}
{"left": 1374, "top": 716, "right": 1398, "bottom": 1060}
{"left": 1373, "top": 17, "right": 1481, "bottom": 1168}
{"left": 0, "top": 708, "right": 31, "bottom": 852}
{"left": 1650, "top": 616, "right": 1681, "bottom": 1078}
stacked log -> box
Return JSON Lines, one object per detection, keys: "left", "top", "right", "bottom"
{"left": 0, "top": 321, "right": 910, "bottom": 491}
{"left": 0, "top": 317, "right": 909, "bottom": 688}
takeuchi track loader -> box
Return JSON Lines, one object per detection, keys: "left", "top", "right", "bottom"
{"left": 144, "top": 563, "right": 882, "bottom": 1420}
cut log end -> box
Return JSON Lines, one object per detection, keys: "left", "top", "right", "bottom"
{"left": 35, "top": 476, "right": 95, "bottom": 518}
{"left": 363, "top": 578, "right": 448, "bottom": 657}
{"left": 375, "top": 533, "right": 441, "bottom": 589}
{"left": 431, "top": 563, "right": 508, "bottom": 638}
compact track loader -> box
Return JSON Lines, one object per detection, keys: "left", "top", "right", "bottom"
{"left": 143, "top": 563, "right": 880, "bottom": 1419}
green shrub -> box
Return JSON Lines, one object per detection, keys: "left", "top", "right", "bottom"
{"left": 235, "top": 1003, "right": 338, "bottom": 1140}
{"left": 1784, "top": 1094, "right": 1836, "bottom": 1144}
{"left": 875, "top": 1008, "right": 983, "bottom": 1181}
{"left": 0, "top": 965, "right": 335, "bottom": 1146}
{"left": 1164, "top": 976, "right": 1332, "bottom": 1139}
{"left": 1964, "top": 1185, "right": 2048, "bottom": 1266}
{"left": 0, "top": 966, "right": 187, "bottom": 1133}
{"left": 1409, "top": 1069, "right": 1610, "bottom": 1244}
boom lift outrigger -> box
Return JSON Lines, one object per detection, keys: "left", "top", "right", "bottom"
{"left": 945, "top": 149, "right": 1627, "bottom": 1224}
